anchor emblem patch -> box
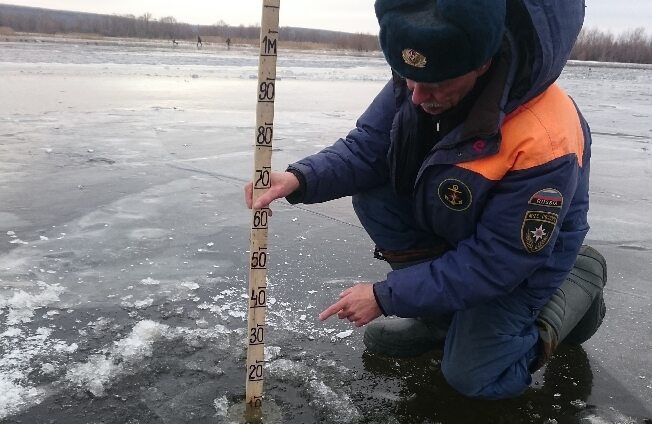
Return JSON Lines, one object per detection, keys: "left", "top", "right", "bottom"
{"left": 438, "top": 179, "right": 472, "bottom": 211}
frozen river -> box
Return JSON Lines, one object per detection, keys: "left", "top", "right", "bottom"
{"left": 1, "top": 37, "right": 651, "bottom": 423}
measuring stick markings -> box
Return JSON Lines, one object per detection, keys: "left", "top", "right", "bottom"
{"left": 245, "top": 0, "right": 280, "bottom": 410}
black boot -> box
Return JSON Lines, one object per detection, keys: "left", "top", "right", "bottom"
{"left": 363, "top": 315, "right": 452, "bottom": 357}
{"left": 536, "top": 245, "right": 607, "bottom": 368}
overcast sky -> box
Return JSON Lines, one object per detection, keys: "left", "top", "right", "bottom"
{"left": 4, "top": 0, "right": 651, "bottom": 35}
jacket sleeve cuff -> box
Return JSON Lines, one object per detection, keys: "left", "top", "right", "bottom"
{"left": 373, "top": 281, "right": 392, "bottom": 316}
{"left": 285, "top": 167, "right": 307, "bottom": 204}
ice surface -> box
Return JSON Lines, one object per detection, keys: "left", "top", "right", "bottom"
{"left": 267, "top": 359, "right": 361, "bottom": 423}
{"left": 0, "top": 37, "right": 650, "bottom": 422}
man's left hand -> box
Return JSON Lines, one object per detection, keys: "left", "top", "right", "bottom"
{"left": 319, "top": 283, "right": 382, "bottom": 327}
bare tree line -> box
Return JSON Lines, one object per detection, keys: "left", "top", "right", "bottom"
{"left": 572, "top": 27, "right": 652, "bottom": 64}
{"left": 0, "top": 4, "right": 379, "bottom": 51}
{"left": 1, "top": 4, "right": 650, "bottom": 61}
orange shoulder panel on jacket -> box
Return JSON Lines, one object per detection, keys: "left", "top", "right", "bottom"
{"left": 458, "top": 84, "right": 585, "bottom": 181}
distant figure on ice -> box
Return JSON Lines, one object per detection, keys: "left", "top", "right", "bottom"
{"left": 172, "top": 39, "right": 179, "bottom": 47}
{"left": 197, "top": 35, "right": 203, "bottom": 48}
{"left": 226, "top": 37, "right": 231, "bottom": 50}
{"left": 244, "top": 0, "right": 607, "bottom": 401}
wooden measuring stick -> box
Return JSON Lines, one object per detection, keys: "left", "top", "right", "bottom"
{"left": 246, "top": 0, "right": 280, "bottom": 412}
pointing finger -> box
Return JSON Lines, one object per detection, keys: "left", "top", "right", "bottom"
{"left": 319, "top": 299, "right": 345, "bottom": 321}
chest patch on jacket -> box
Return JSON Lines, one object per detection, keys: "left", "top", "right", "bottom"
{"left": 438, "top": 179, "right": 472, "bottom": 211}
{"left": 528, "top": 188, "right": 563, "bottom": 208}
{"left": 521, "top": 211, "right": 558, "bottom": 253}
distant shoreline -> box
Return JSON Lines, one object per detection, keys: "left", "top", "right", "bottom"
{"left": 2, "top": 32, "right": 651, "bottom": 70}
{"left": 566, "top": 60, "right": 652, "bottom": 71}
{"left": 0, "top": 32, "right": 383, "bottom": 56}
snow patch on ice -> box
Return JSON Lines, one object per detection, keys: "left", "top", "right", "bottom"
{"left": 180, "top": 281, "right": 199, "bottom": 290}
{"left": 113, "top": 320, "right": 167, "bottom": 359}
{"left": 65, "top": 320, "right": 233, "bottom": 397}
{"left": 0, "top": 379, "right": 43, "bottom": 420}
{"left": 265, "top": 346, "right": 282, "bottom": 362}
{"left": 65, "top": 354, "right": 117, "bottom": 397}
{"left": 0, "top": 324, "right": 76, "bottom": 418}
{"left": 40, "top": 363, "right": 56, "bottom": 375}
{"left": 582, "top": 411, "right": 638, "bottom": 424}
{"left": 0, "top": 282, "right": 65, "bottom": 325}
{"left": 213, "top": 395, "right": 229, "bottom": 417}
{"left": 66, "top": 320, "right": 168, "bottom": 396}
{"left": 335, "top": 330, "right": 353, "bottom": 339}
{"left": 140, "top": 277, "right": 160, "bottom": 285}
{"left": 133, "top": 298, "right": 154, "bottom": 309}
{"left": 8, "top": 239, "right": 28, "bottom": 245}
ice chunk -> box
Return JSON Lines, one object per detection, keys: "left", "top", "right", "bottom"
{"left": 0, "top": 282, "right": 65, "bottom": 325}
{"left": 66, "top": 355, "right": 116, "bottom": 396}
{"left": 0, "top": 327, "right": 23, "bottom": 338}
{"left": 181, "top": 281, "right": 200, "bottom": 290}
{"left": 213, "top": 395, "right": 229, "bottom": 417}
{"left": 41, "top": 363, "right": 56, "bottom": 375}
{"left": 113, "top": 320, "right": 168, "bottom": 359}
{"left": 265, "top": 346, "right": 282, "bottom": 361}
{"left": 53, "top": 342, "right": 78, "bottom": 353}
{"left": 133, "top": 298, "right": 154, "bottom": 309}
{"left": 0, "top": 378, "right": 43, "bottom": 420}
{"left": 335, "top": 330, "right": 353, "bottom": 339}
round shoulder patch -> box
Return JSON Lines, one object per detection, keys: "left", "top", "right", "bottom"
{"left": 438, "top": 179, "right": 472, "bottom": 211}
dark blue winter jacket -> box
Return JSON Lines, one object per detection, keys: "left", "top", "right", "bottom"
{"left": 287, "top": 0, "right": 592, "bottom": 316}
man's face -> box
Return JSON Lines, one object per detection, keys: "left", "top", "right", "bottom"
{"left": 405, "top": 61, "right": 491, "bottom": 116}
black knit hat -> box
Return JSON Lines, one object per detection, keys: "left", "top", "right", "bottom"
{"left": 375, "top": 0, "right": 506, "bottom": 83}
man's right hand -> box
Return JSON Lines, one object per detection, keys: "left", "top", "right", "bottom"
{"left": 244, "top": 171, "right": 300, "bottom": 210}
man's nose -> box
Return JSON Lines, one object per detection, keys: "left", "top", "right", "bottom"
{"left": 410, "top": 82, "right": 437, "bottom": 105}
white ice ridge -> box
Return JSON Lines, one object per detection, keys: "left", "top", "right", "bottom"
{"left": 0, "top": 282, "right": 65, "bottom": 325}
{"left": 267, "top": 359, "right": 361, "bottom": 423}
{"left": 65, "top": 320, "right": 231, "bottom": 397}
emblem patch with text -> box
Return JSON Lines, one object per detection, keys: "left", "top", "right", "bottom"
{"left": 521, "top": 210, "right": 558, "bottom": 253}
{"left": 528, "top": 188, "right": 563, "bottom": 208}
{"left": 438, "top": 179, "right": 472, "bottom": 211}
